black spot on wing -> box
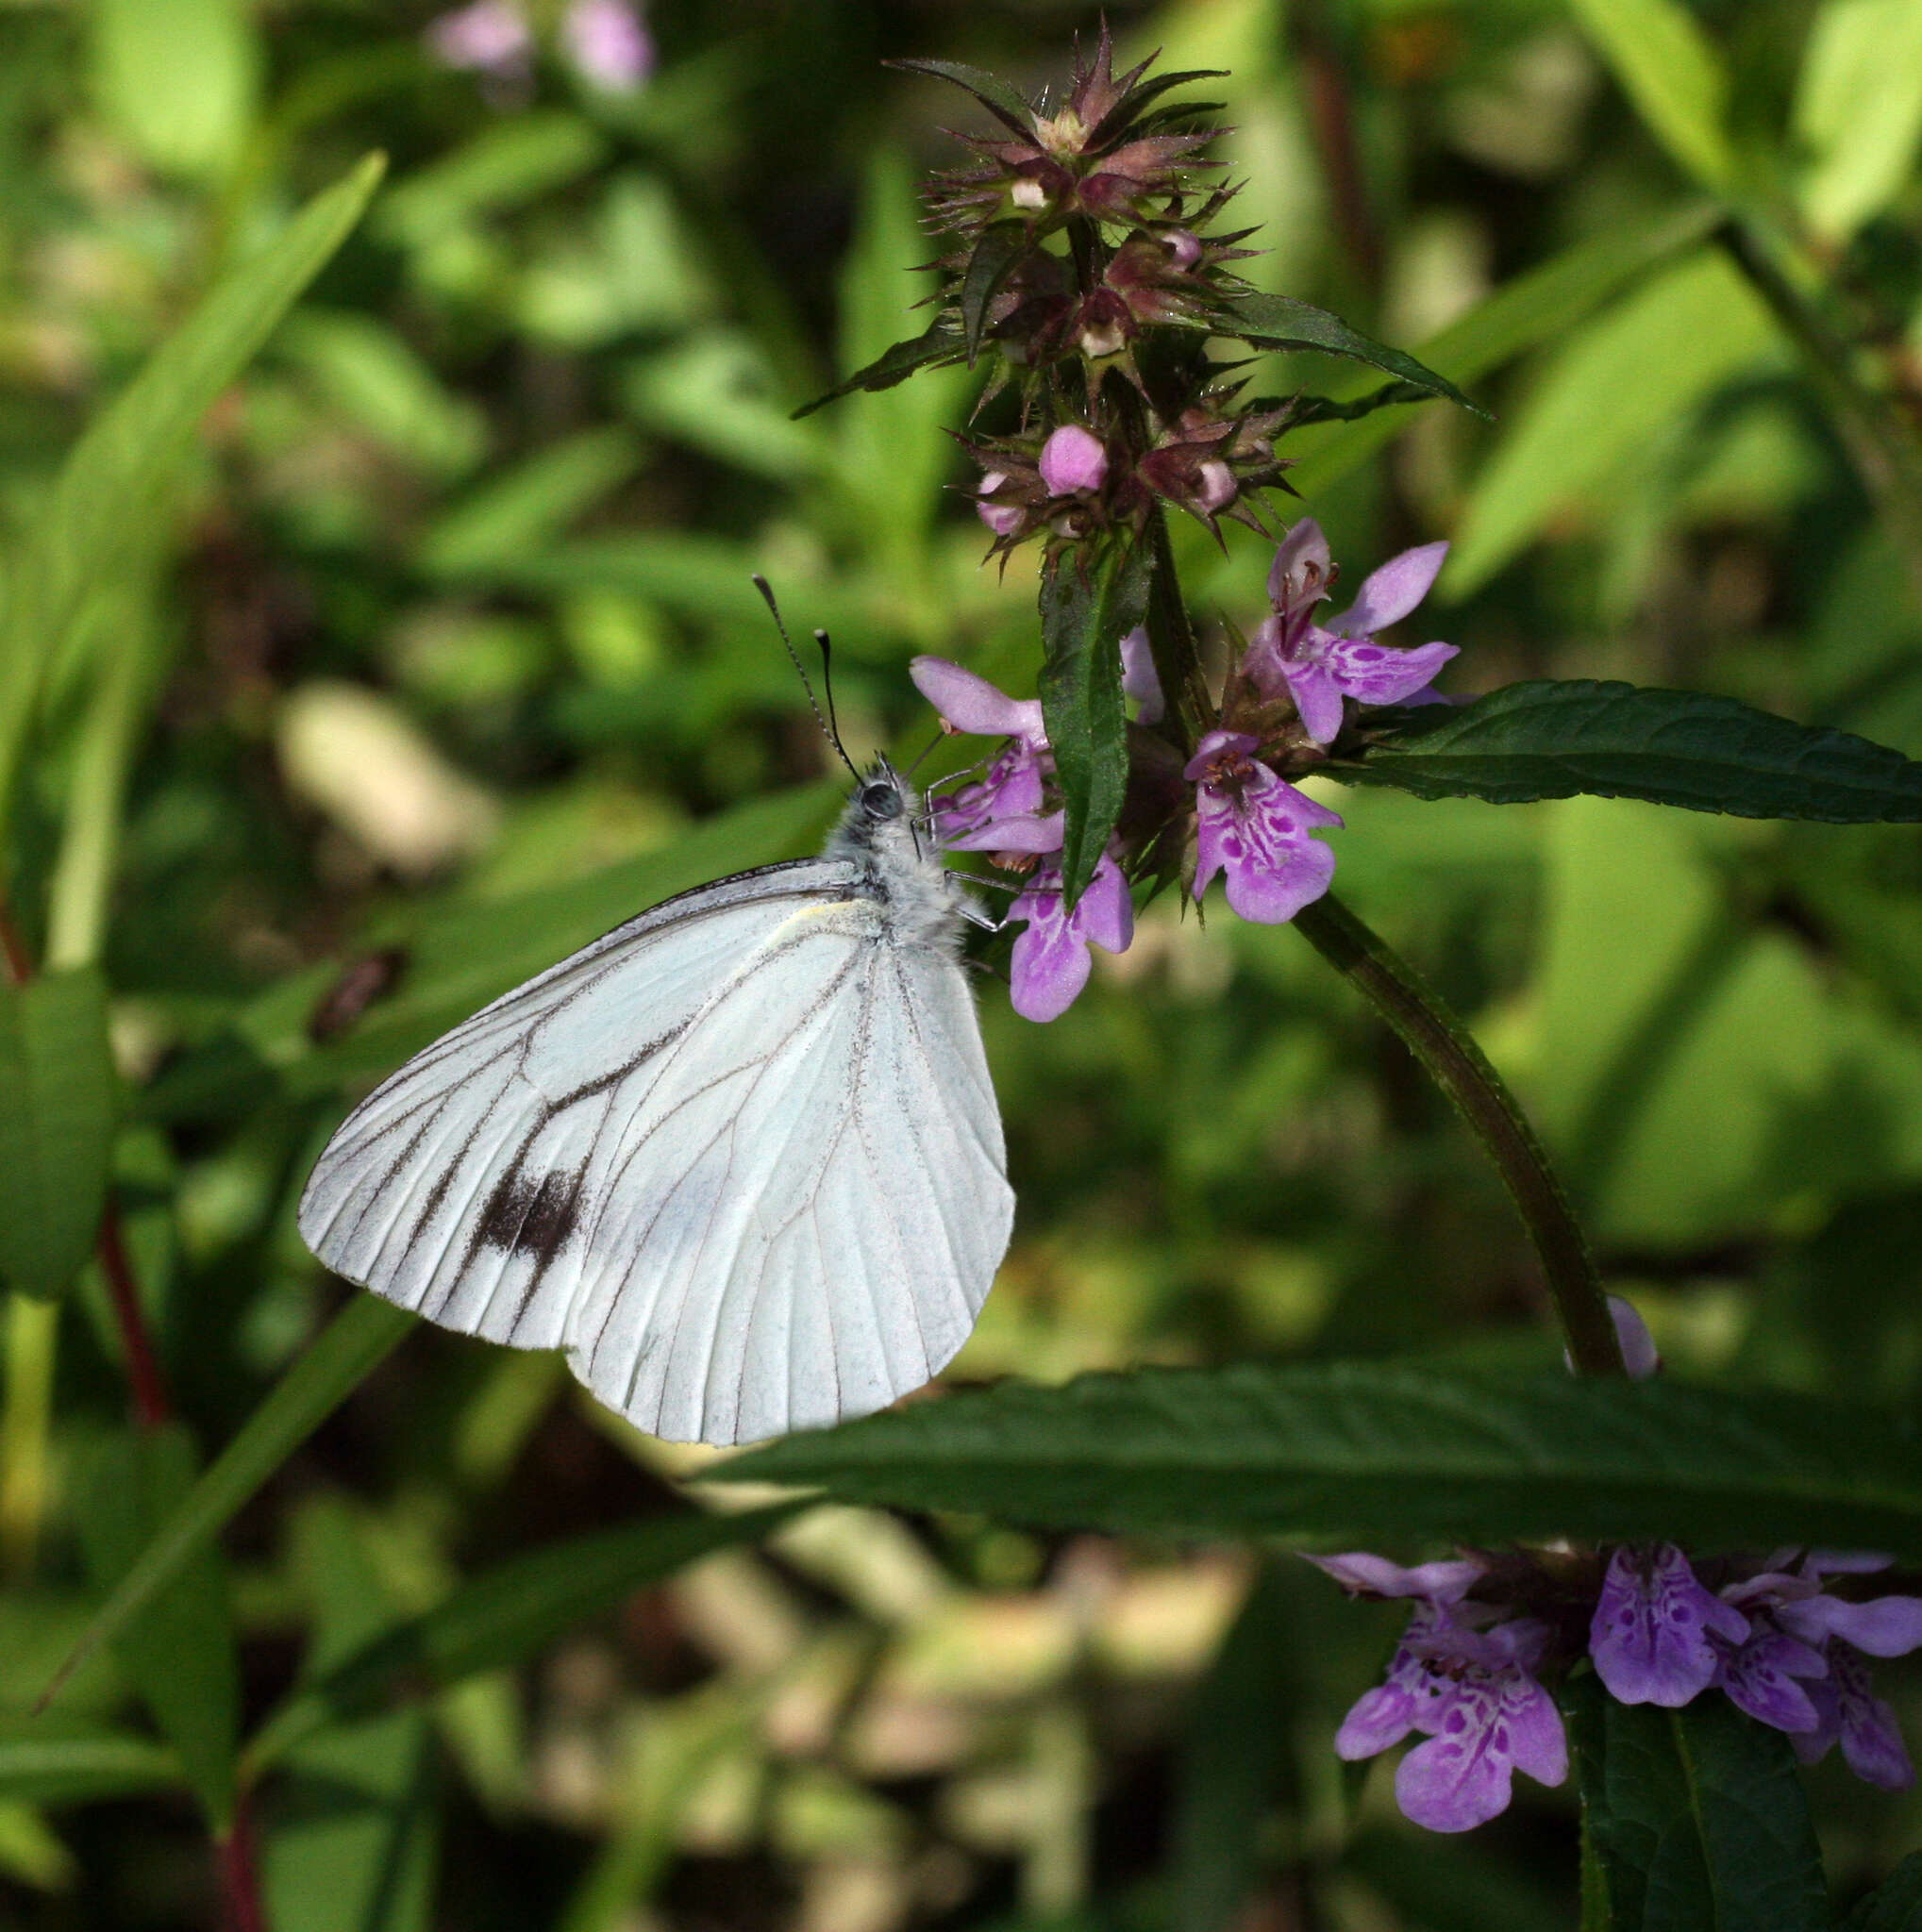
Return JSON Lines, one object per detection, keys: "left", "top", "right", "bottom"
{"left": 477, "top": 1160, "right": 586, "bottom": 1262}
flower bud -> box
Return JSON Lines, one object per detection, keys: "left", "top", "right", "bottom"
{"left": 1039, "top": 425, "right": 1108, "bottom": 496}
{"left": 1195, "top": 459, "right": 1237, "bottom": 514}
{"left": 976, "top": 472, "right": 1025, "bottom": 536}
{"left": 1011, "top": 175, "right": 1049, "bottom": 211}
{"left": 1165, "top": 228, "right": 1204, "bottom": 270}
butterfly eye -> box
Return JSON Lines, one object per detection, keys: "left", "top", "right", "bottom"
{"left": 861, "top": 780, "right": 904, "bottom": 820}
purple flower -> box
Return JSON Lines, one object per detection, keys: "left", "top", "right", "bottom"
{"left": 1712, "top": 1607, "right": 1830, "bottom": 1735}
{"left": 1795, "top": 1643, "right": 1915, "bottom": 1790}
{"left": 1590, "top": 1544, "right": 1749, "bottom": 1707}
{"left": 1327, "top": 1600, "right": 1567, "bottom": 1834}
{"left": 426, "top": 0, "right": 533, "bottom": 75}
{"left": 1007, "top": 851, "right": 1133, "bottom": 1022}
{"left": 911, "top": 658, "right": 1054, "bottom": 852}
{"left": 562, "top": 0, "right": 654, "bottom": 92}
{"left": 1567, "top": 1295, "right": 1662, "bottom": 1378}
{"left": 1303, "top": 1551, "right": 1487, "bottom": 1604}
{"left": 1039, "top": 425, "right": 1109, "bottom": 496}
{"left": 976, "top": 471, "right": 1024, "bottom": 538}
{"left": 1119, "top": 625, "right": 1163, "bottom": 724}
{"left": 1186, "top": 729, "right": 1341, "bottom": 924}
{"left": 1394, "top": 1620, "right": 1568, "bottom": 1833}
{"left": 1245, "top": 519, "right": 1459, "bottom": 745}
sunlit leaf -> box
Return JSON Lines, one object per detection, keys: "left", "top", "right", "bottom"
{"left": 0, "top": 1720, "right": 179, "bottom": 1807}
{"left": 1564, "top": 0, "right": 1740, "bottom": 192}
{"left": 1795, "top": 0, "right": 1922, "bottom": 240}
{"left": 714, "top": 1361, "right": 1922, "bottom": 1556}
{"left": 418, "top": 428, "right": 644, "bottom": 577}
{"left": 41, "top": 1296, "right": 414, "bottom": 1714}
{"left": 91, "top": 0, "right": 258, "bottom": 179}
{"left": 0, "top": 969, "right": 115, "bottom": 1300}
{"left": 1566, "top": 1678, "right": 1828, "bottom": 1932}
{"left": 1348, "top": 681, "right": 1922, "bottom": 821}
{"left": 1441, "top": 251, "right": 1778, "bottom": 596}
{"left": 0, "top": 152, "right": 384, "bottom": 853}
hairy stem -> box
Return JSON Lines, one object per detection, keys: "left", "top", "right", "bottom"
{"left": 1293, "top": 891, "right": 1625, "bottom": 1375}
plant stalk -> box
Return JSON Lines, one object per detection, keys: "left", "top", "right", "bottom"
{"left": 1293, "top": 891, "right": 1625, "bottom": 1375}
{"left": 1716, "top": 216, "right": 1922, "bottom": 613}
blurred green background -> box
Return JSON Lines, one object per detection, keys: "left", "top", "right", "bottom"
{"left": 5, "top": 0, "right": 1922, "bottom": 1924}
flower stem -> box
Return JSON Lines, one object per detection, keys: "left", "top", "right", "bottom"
{"left": 1293, "top": 890, "right": 1625, "bottom": 1375}
{"left": 216, "top": 1792, "right": 268, "bottom": 1932}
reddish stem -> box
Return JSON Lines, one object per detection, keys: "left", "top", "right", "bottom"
{"left": 96, "top": 1211, "right": 171, "bottom": 1430}
{"left": 1294, "top": 0, "right": 1384, "bottom": 301}
{"left": 1, "top": 897, "right": 173, "bottom": 1430}
{"left": 0, "top": 904, "right": 29, "bottom": 987}
{"left": 216, "top": 1795, "right": 269, "bottom": 1932}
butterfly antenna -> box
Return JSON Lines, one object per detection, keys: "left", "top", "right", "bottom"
{"left": 752, "top": 575, "right": 857, "bottom": 779}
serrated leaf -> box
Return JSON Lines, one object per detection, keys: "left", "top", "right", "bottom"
{"left": 0, "top": 1720, "right": 179, "bottom": 1807}
{"left": 1040, "top": 540, "right": 1150, "bottom": 904}
{"left": 41, "top": 1296, "right": 414, "bottom": 1714}
{"left": 1348, "top": 680, "right": 1922, "bottom": 822}
{"left": 1203, "top": 292, "right": 1487, "bottom": 418}
{"left": 961, "top": 220, "right": 1029, "bottom": 362}
{"left": 1566, "top": 1677, "right": 1827, "bottom": 1932}
{"left": 247, "top": 1504, "right": 800, "bottom": 1771}
{"left": 711, "top": 1361, "right": 1922, "bottom": 1557}
{"left": 885, "top": 58, "right": 1034, "bottom": 138}
{"left": 1083, "top": 68, "right": 1228, "bottom": 150}
{"left": 1565, "top": 0, "right": 1740, "bottom": 192}
{"left": 75, "top": 1425, "right": 239, "bottom": 1828}
{"left": 793, "top": 317, "right": 967, "bottom": 417}
{"left": 1846, "top": 1854, "right": 1922, "bottom": 1931}
{"left": 1271, "top": 381, "right": 1441, "bottom": 429}
{"left": 0, "top": 969, "right": 116, "bottom": 1300}
{"left": 0, "top": 152, "right": 384, "bottom": 854}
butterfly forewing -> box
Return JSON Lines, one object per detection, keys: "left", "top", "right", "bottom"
{"left": 297, "top": 850, "right": 1012, "bottom": 1445}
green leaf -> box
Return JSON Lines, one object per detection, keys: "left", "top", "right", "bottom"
{"left": 1564, "top": 0, "right": 1740, "bottom": 192}
{"left": 0, "top": 152, "right": 384, "bottom": 857}
{"left": 75, "top": 1425, "right": 240, "bottom": 1828}
{"left": 1039, "top": 539, "right": 1150, "bottom": 904}
{"left": 1272, "top": 381, "right": 1443, "bottom": 429}
{"left": 711, "top": 1361, "right": 1922, "bottom": 1556}
{"left": 1845, "top": 1854, "right": 1922, "bottom": 1931}
{"left": 0, "top": 969, "right": 116, "bottom": 1300}
{"left": 1442, "top": 250, "right": 1777, "bottom": 595}
{"left": 262, "top": 1499, "right": 439, "bottom": 1932}
{"left": 961, "top": 220, "right": 1030, "bottom": 362}
{"left": 1285, "top": 202, "right": 1722, "bottom": 501}
{"left": 884, "top": 58, "right": 1035, "bottom": 138}
{"left": 1795, "top": 0, "right": 1922, "bottom": 240}
{"left": 40, "top": 1295, "right": 414, "bottom": 1715}
{"left": 92, "top": 0, "right": 259, "bottom": 179}
{"left": 1348, "top": 680, "right": 1922, "bottom": 822}
{"left": 1204, "top": 291, "right": 1487, "bottom": 418}
{"left": 375, "top": 113, "right": 608, "bottom": 249}
{"left": 1566, "top": 1676, "right": 1828, "bottom": 1932}
{"left": 793, "top": 317, "right": 967, "bottom": 417}
{"left": 418, "top": 428, "right": 643, "bottom": 577}
{"left": 0, "top": 1720, "right": 179, "bottom": 1807}
{"left": 247, "top": 1504, "right": 800, "bottom": 1772}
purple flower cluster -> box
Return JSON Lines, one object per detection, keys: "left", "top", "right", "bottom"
{"left": 1309, "top": 1304, "right": 1922, "bottom": 1832}
{"left": 915, "top": 521, "right": 1456, "bottom": 1023}
{"left": 426, "top": 0, "right": 654, "bottom": 93}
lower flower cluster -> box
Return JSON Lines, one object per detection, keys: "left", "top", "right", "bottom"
{"left": 911, "top": 518, "right": 1456, "bottom": 1022}
{"left": 1310, "top": 1541, "right": 1922, "bottom": 1834}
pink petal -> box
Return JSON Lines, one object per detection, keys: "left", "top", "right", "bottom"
{"left": 1282, "top": 657, "right": 1346, "bottom": 744}
{"left": 910, "top": 657, "right": 1045, "bottom": 741}
{"left": 1331, "top": 541, "right": 1447, "bottom": 637}
{"left": 1267, "top": 518, "right": 1331, "bottom": 608}
{"left": 1038, "top": 424, "right": 1109, "bottom": 496}
{"left": 1303, "top": 1553, "right": 1486, "bottom": 1604}
{"left": 1324, "top": 638, "right": 1459, "bottom": 709}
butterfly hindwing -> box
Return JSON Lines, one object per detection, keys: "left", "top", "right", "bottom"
{"left": 297, "top": 853, "right": 1012, "bottom": 1445}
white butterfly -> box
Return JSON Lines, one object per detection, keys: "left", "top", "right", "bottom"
{"left": 297, "top": 762, "right": 1012, "bottom": 1446}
